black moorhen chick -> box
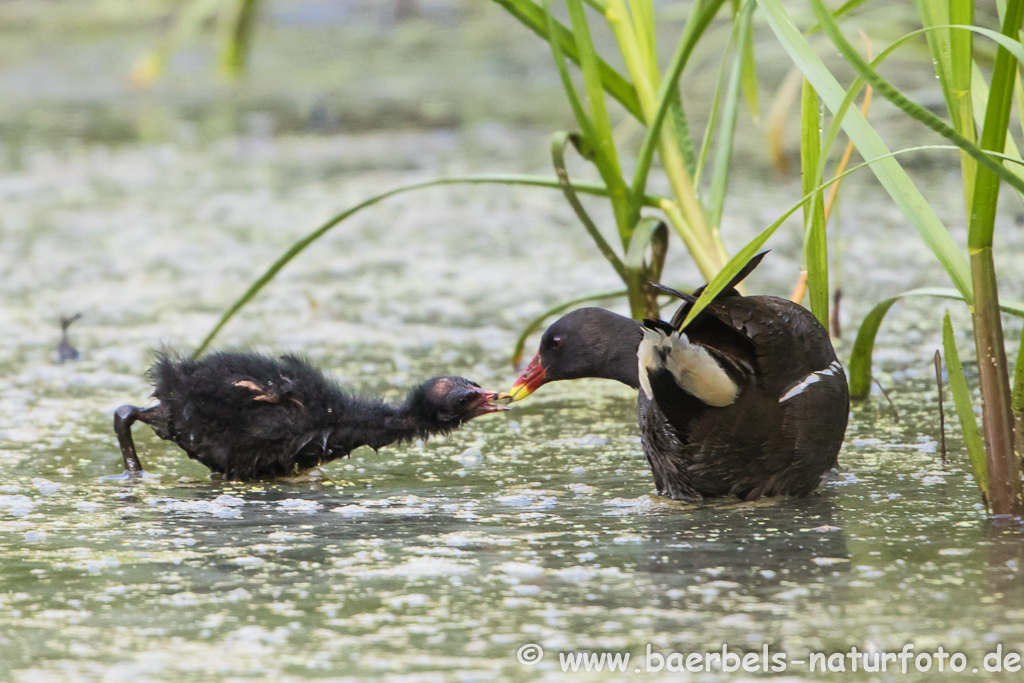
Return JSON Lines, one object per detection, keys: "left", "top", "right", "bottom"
{"left": 113, "top": 351, "right": 509, "bottom": 480}
{"left": 508, "top": 252, "right": 849, "bottom": 501}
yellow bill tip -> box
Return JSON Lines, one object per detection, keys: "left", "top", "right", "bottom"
{"left": 508, "top": 383, "right": 533, "bottom": 403}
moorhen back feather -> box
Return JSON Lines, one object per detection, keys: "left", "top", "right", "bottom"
{"left": 113, "top": 351, "right": 508, "bottom": 480}
{"left": 508, "top": 252, "right": 849, "bottom": 501}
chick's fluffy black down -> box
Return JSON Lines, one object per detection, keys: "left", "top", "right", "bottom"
{"left": 148, "top": 351, "right": 401, "bottom": 479}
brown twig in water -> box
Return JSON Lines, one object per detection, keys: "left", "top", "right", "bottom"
{"left": 872, "top": 377, "right": 899, "bottom": 423}
{"left": 57, "top": 313, "right": 83, "bottom": 364}
{"left": 830, "top": 287, "right": 842, "bottom": 340}
{"left": 934, "top": 350, "right": 947, "bottom": 466}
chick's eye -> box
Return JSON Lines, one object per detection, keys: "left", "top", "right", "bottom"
{"left": 547, "top": 336, "right": 563, "bottom": 350}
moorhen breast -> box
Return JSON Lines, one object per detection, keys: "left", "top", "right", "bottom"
{"left": 113, "top": 350, "right": 508, "bottom": 480}
{"left": 508, "top": 252, "right": 849, "bottom": 501}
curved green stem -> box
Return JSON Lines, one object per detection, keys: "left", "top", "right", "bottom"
{"left": 193, "top": 174, "right": 665, "bottom": 357}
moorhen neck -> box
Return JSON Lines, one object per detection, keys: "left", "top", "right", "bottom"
{"left": 509, "top": 252, "right": 849, "bottom": 501}
{"left": 113, "top": 351, "right": 509, "bottom": 480}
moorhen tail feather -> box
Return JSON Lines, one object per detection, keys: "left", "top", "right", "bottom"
{"left": 113, "top": 350, "right": 508, "bottom": 480}
{"left": 656, "top": 250, "right": 770, "bottom": 331}
{"left": 510, "top": 251, "right": 849, "bottom": 501}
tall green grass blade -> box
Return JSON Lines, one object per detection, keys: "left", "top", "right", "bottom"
{"left": 219, "top": 0, "right": 260, "bottom": 79}
{"left": 970, "top": 61, "right": 1024, "bottom": 462}
{"left": 943, "top": 310, "right": 990, "bottom": 502}
{"left": 1015, "top": 55, "right": 1024, "bottom": 148}
{"left": 565, "top": 0, "right": 622, "bottom": 179}
{"left": 804, "top": 0, "right": 870, "bottom": 35}
{"left": 916, "top": 0, "right": 977, "bottom": 209}
{"left": 848, "top": 297, "right": 898, "bottom": 399}
{"left": 1012, "top": 318, "right": 1024, "bottom": 459}
{"left": 511, "top": 290, "right": 627, "bottom": 366}
{"left": 490, "top": 0, "right": 643, "bottom": 119}
{"left": 196, "top": 142, "right": 1018, "bottom": 359}
{"left": 800, "top": 79, "right": 829, "bottom": 328}
{"left": 819, "top": 25, "right": 1024, "bottom": 170}
{"left": 809, "top": 0, "right": 1024, "bottom": 201}
{"left": 975, "top": 55, "right": 1024, "bottom": 209}
{"left": 811, "top": 24, "right": 1024, "bottom": 220}
{"left": 564, "top": 0, "right": 635, "bottom": 240}
{"left": 967, "top": 0, "right": 1024, "bottom": 516}
{"left": 971, "top": 62, "right": 1024, "bottom": 202}
{"left": 551, "top": 131, "right": 627, "bottom": 278}
{"left": 757, "top": 0, "right": 974, "bottom": 303}
{"left": 194, "top": 174, "right": 664, "bottom": 356}
{"left": 740, "top": 13, "right": 760, "bottom": 119}
{"left": 968, "top": 0, "right": 1024, "bottom": 248}
{"left": 915, "top": 0, "right": 957, "bottom": 121}
{"left": 686, "top": 137, "right": 1024, "bottom": 349}
{"left": 848, "top": 287, "right": 1024, "bottom": 398}
{"left": 605, "top": 0, "right": 649, "bottom": 90}
{"left": 694, "top": 26, "right": 736, "bottom": 186}
{"left": 678, "top": 220, "right": 789, "bottom": 332}
{"left": 707, "top": 0, "right": 754, "bottom": 232}
{"left": 949, "top": 0, "right": 976, "bottom": 206}
{"left": 669, "top": 95, "right": 698, "bottom": 179}
{"left": 544, "top": 0, "right": 598, "bottom": 143}
{"left": 805, "top": 21, "right": 1024, "bottom": 360}
{"left": 998, "top": 0, "right": 1024, "bottom": 470}
{"left": 668, "top": 0, "right": 706, "bottom": 180}
{"left": 630, "top": 0, "right": 658, "bottom": 68}
{"left": 630, "top": 0, "right": 728, "bottom": 197}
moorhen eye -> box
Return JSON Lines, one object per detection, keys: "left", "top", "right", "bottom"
{"left": 507, "top": 251, "right": 849, "bottom": 502}
{"left": 111, "top": 353, "right": 507, "bottom": 480}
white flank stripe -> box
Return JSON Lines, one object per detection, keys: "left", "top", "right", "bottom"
{"left": 779, "top": 360, "right": 842, "bottom": 403}
{"left": 814, "top": 359, "right": 844, "bottom": 379}
{"left": 779, "top": 373, "right": 821, "bottom": 402}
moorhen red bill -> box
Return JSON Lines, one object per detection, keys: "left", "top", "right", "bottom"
{"left": 508, "top": 252, "right": 849, "bottom": 501}
{"left": 113, "top": 351, "right": 509, "bottom": 480}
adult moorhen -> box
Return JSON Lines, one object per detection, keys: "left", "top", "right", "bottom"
{"left": 113, "top": 351, "right": 509, "bottom": 480}
{"left": 508, "top": 252, "right": 848, "bottom": 501}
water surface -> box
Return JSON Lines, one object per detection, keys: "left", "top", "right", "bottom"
{"left": 2, "top": 3, "right": 1024, "bottom": 681}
